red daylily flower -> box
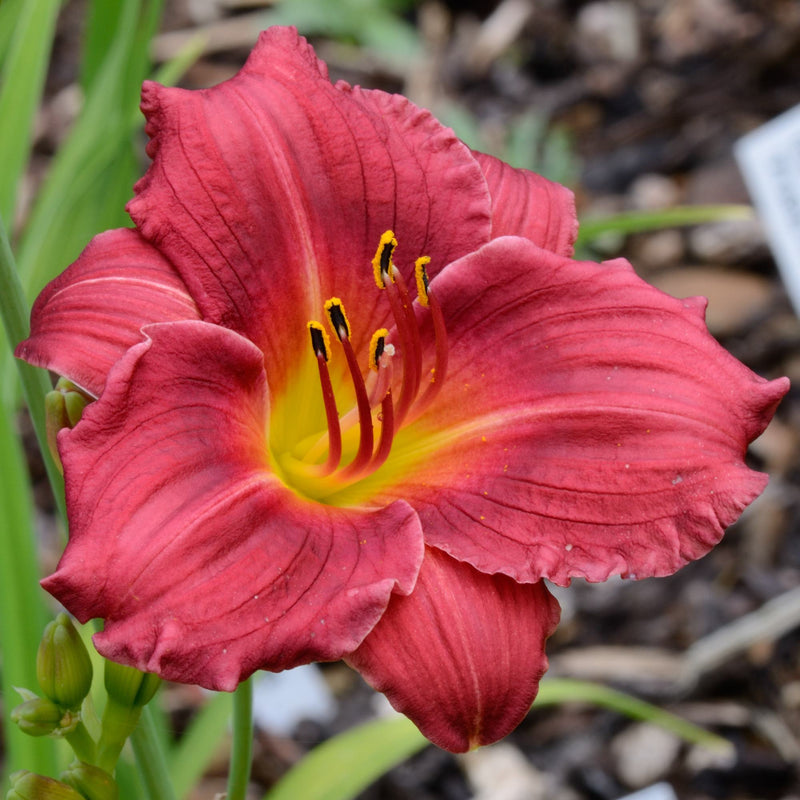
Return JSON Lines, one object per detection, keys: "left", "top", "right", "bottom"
{"left": 16, "top": 27, "right": 787, "bottom": 753}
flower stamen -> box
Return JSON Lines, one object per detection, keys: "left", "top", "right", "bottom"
{"left": 372, "top": 230, "right": 397, "bottom": 290}
{"left": 372, "top": 231, "right": 423, "bottom": 424}
{"left": 409, "top": 256, "right": 449, "bottom": 418}
{"left": 325, "top": 298, "right": 374, "bottom": 476}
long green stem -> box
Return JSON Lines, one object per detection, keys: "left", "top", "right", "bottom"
{"left": 65, "top": 720, "right": 96, "bottom": 764}
{"left": 227, "top": 677, "right": 254, "bottom": 800}
{"left": 0, "top": 211, "right": 65, "bottom": 521}
{"left": 130, "top": 706, "right": 178, "bottom": 800}
{"left": 95, "top": 698, "right": 141, "bottom": 773}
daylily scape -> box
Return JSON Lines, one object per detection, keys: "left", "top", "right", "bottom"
{"left": 17, "top": 27, "right": 788, "bottom": 752}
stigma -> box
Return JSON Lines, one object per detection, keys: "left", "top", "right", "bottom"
{"left": 283, "top": 231, "right": 448, "bottom": 495}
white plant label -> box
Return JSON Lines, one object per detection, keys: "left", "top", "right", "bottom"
{"left": 736, "top": 103, "right": 800, "bottom": 315}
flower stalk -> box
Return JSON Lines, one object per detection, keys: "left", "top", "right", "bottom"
{"left": 226, "top": 676, "right": 254, "bottom": 800}
{"left": 96, "top": 662, "right": 161, "bottom": 773}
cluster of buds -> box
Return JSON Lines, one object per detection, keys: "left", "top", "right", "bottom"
{"left": 8, "top": 763, "right": 116, "bottom": 800}
{"left": 8, "top": 614, "right": 160, "bottom": 800}
{"left": 12, "top": 614, "right": 93, "bottom": 738}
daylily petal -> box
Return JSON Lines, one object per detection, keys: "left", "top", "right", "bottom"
{"left": 127, "top": 26, "right": 490, "bottom": 389}
{"left": 376, "top": 236, "right": 788, "bottom": 586}
{"left": 473, "top": 150, "right": 578, "bottom": 256}
{"left": 43, "top": 320, "right": 423, "bottom": 690}
{"left": 14, "top": 229, "right": 199, "bottom": 398}
{"left": 346, "top": 546, "right": 560, "bottom": 752}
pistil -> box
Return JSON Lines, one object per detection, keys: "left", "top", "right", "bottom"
{"left": 365, "top": 329, "right": 395, "bottom": 475}
{"left": 307, "top": 322, "right": 341, "bottom": 474}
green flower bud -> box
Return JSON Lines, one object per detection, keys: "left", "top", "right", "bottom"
{"left": 6, "top": 771, "right": 84, "bottom": 800}
{"left": 44, "top": 379, "right": 92, "bottom": 472}
{"left": 103, "top": 661, "right": 160, "bottom": 709}
{"left": 36, "top": 614, "right": 94, "bottom": 711}
{"left": 10, "top": 697, "right": 69, "bottom": 737}
{"left": 61, "top": 762, "right": 118, "bottom": 800}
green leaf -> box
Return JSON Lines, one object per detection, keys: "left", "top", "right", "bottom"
{"left": 170, "top": 692, "right": 233, "bottom": 800}
{"left": 0, "top": 214, "right": 63, "bottom": 781}
{"left": 150, "top": 32, "right": 208, "bottom": 89}
{"left": 0, "top": 0, "right": 62, "bottom": 225}
{"left": 576, "top": 204, "right": 755, "bottom": 245}
{"left": 129, "top": 706, "right": 178, "bottom": 800}
{"left": 535, "top": 678, "right": 733, "bottom": 753}
{"left": 0, "top": 213, "right": 65, "bottom": 516}
{"left": 81, "top": 0, "right": 127, "bottom": 90}
{"left": 265, "top": 0, "right": 420, "bottom": 68}
{"left": 0, "top": 0, "right": 24, "bottom": 64}
{"left": 16, "top": 0, "right": 143, "bottom": 297}
{"left": 0, "top": 404, "right": 57, "bottom": 783}
{"left": 263, "top": 714, "right": 427, "bottom": 800}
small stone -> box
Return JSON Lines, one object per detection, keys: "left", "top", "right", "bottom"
{"left": 630, "top": 230, "right": 685, "bottom": 271}
{"left": 612, "top": 723, "right": 682, "bottom": 788}
{"left": 629, "top": 174, "right": 682, "bottom": 210}
{"left": 688, "top": 218, "right": 770, "bottom": 265}
{"left": 462, "top": 743, "right": 549, "bottom": 800}
{"left": 576, "top": 1, "right": 641, "bottom": 63}
{"left": 619, "top": 784, "right": 679, "bottom": 800}
{"left": 749, "top": 416, "right": 799, "bottom": 475}
{"left": 685, "top": 157, "right": 750, "bottom": 206}
{"left": 655, "top": 0, "right": 762, "bottom": 62}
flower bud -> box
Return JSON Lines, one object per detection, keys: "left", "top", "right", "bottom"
{"left": 10, "top": 696, "right": 67, "bottom": 737}
{"left": 61, "top": 762, "right": 119, "bottom": 800}
{"left": 44, "top": 379, "right": 91, "bottom": 471}
{"left": 103, "top": 661, "right": 160, "bottom": 709}
{"left": 36, "top": 614, "right": 93, "bottom": 711}
{"left": 6, "top": 771, "right": 84, "bottom": 800}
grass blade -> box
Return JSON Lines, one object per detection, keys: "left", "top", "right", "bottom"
{"left": 576, "top": 204, "right": 754, "bottom": 245}
{"left": 17, "top": 0, "right": 142, "bottom": 297}
{"left": 0, "top": 213, "right": 65, "bottom": 517}
{"left": 0, "top": 0, "right": 24, "bottom": 63}
{"left": 0, "top": 0, "right": 61, "bottom": 225}
{"left": 535, "top": 678, "right": 733, "bottom": 753}
{"left": 170, "top": 692, "right": 233, "bottom": 799}
{"left": 81, "top": 0, "right": 126, "bottom": 90}
{"left": 0, "top": 403, "right": 57, "bottom": 782}
{"left": 263, "top": 714, "right": 427, "bottom": 800}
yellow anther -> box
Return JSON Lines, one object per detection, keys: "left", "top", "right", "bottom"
{"left": 324, "top": 297, "right": 351, "bottom": 341}
{"left": 368, "top": 328, "right": 390, "bottom": 371}
{"left": 414, "top": 256, "right": 431, "bottom": 307}
{"left": 307, "top": 321, "right": 331, "bottom": 361}
{"left": 372, "top": 230, "right": 398, "bottom": 289}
